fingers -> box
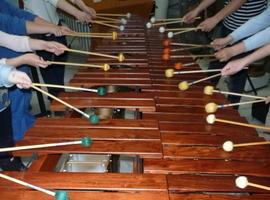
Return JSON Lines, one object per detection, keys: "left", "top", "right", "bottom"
{"left": 9, "top": 71, "right": 32, "bottom": 89}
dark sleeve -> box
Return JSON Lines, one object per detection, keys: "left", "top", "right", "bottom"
{"left": 0, "top": 0, "right": 37, "bottom": 22}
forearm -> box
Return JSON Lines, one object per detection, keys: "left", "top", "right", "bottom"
{"left": 70, "top": 0, "right": 88, "bottom": 12}
{"left": 34, "top": 16, "right": 56, "bottom": 26}
{"left": 26, "top": 21, "right": 55, "bottom": 35}
{"left": 230, "top": 7, "right": 270, "bottom": 43}
{"left": 5, "top": 56, "right": 26, "bottom": 67}
{"left": 214, "top": 0, "right": 246, "bottom": 23}
{"left": 243, "top": 27, "right": 270, "bottom": 52}
{"left": 57, "top": 0, "right": 81, "bottom": 18}
{"left": 194, "top": 0, "right": 216, "bottom": 14}
{"left": 242, "top": 44, "right": 270, "bottom": 66}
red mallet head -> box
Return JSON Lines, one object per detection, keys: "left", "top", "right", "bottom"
{"left": 162, "top": 53, "right": 170, "bottom": 61}
{"left": 174, "top": 63, "right": 183, "bottom": 70}
{"left": 163, "top": 39, "right": 171, "bottom": 47}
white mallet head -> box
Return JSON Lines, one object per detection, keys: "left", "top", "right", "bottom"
{"left": 121, "top": 18, "right": 127, "bottom": 25}
{"left": 204, "top": 86, "right": 214, "bottom": 95}
{"left": 126, "top": 13, "right": 131, "bottom": 18}
{"left": 120, "top": 25, "right": 125, "bottom": 32}
{"left": 159, "top": 26, "right": 166, "bottom": 33}
{"left": 222, "top": 141, "right": 234, "bottom": 152}
{"left": 178, "top": 81, "right": 189, "bottom": 91}
{"left": 235, "top": 176, "right": 248, "bottom": 189}
{"left": 150, "top": 17, "right": 156, "bottom": 23}
{"left": 168, "top": 32, "right": 174, "bottom": 38}
{"left": 146, "top": 22, "right": 152, "bottom": 29}
{"left": 206, "top": 114, "right": 216, "bottom": 124}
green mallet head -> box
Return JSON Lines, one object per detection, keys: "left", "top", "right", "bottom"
{"left": 89, "top": 114, "right": 99, "bottom": 124}
{"left": 81, "top": 137, "right": 92, "bottom": 147}
{"left": 97, "top": 87, "right": 107, "bottom": 96}
{"left": 55, "top": 191, "right": 69, "bottom": 200}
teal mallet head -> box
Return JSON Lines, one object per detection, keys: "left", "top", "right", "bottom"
{"left": 89, "top": 114, "right": 99, "bottom": 124}
{"left": 55, "top": 191, "right": 69, "bottom": 200}
{"left": 97, "top": 87, "right": 107, "bottom": 96}
{"left": 81, "top": 137, "right": 92, "bottom": 147}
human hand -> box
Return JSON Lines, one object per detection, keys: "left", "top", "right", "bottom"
{"left": 183, "top": 9, "right": 199, "bottom": 24}
{"left": 21, "top": 53, "right": 49, "bottom": 68}
{"left": 76, "top": 11, "right": 92, "bottom": 23}
{"left": 42, "top": 41, "right": 67, "bottom": 56}
{"left": 211, "top": 36, "right": 233, "bottom": 50}
{"left": 215, "top": 47, "right": 235, "bottom": 62}
{"left": 221, "top": 58, "right": 247, "bottom": 76}
{"left": 84, "top": 6, "right": 96, "bottom": 18}
{"left": 8, "top": 70, "right": 32, "bottom": 89}
{"left": 198, "top": 17, "right": 218, "bottom": 32}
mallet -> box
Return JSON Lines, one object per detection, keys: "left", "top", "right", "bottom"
{"left": 204, "top": 86, "right": 267, "bottom": 100}
{"left": 0, "top": 173, "right": 69, "bottom": 200}
{"left": 64, "top": 48, "right": 125, "bottom": 62}
{"left": 222, "top": 140, "right": 270, "bottom": 152}
{"left": 206, "top": 114, "right": 270, "bottom": 132}
{"left": 236, "top": 176, "right": 270, "bottom": 191}
{"left": 47, "top": 61, "right": 110, "bottom": 71}
{"left": 205, "top": 99, "right": 267, "bottom": 113}
{"left": 31, "top": 85, "right": 99, "bottom": 124}
{"left": 0, "top": 137, "right": 92, "bottom": 153}
{"left": 32, "top": 83, "right": 107, "bottom": 96}
{"left": 165, "top": 68, "right": 221, "bottom": 78}
{"left": 178, "top": 73, "right": 221, "bottom": 91}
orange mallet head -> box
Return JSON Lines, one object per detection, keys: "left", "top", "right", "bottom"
{"left": 162, "top": 53, "right": 170, "bottom": 61}
{"left": 174, "top": 63, "right": 183, "bottom": 70}
{"left": 163, "top": 39, "right": 171, "bottom": 47}
{"left": 163, "top": 48, "right": 171, "bottom": 54}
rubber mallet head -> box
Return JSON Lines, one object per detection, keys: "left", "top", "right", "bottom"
{"left": 89, "top": 114, "right": 100, "bottom": 124}
{"left": 204, "top": 86, "right": 214, "bottom": 95}
{"left": 97, "top": 87, "right": 107, "bottom": 96}
{"left": 205, "top": 102, "right": 218, "bottom": 113}
{"left": 178, "top": 81, "right": 189, "bottom": 91}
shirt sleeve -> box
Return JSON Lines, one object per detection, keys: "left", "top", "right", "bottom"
{"left": 0, "top": 64, "right": 15, "bottom": 88}
{"left": 0, "top": 0, "right": 37, "bottom": 22}
{"left": 230, "top": 7, "right": 270, "bottom": 43}
{"left": 46, "top": 0, "right": 61, "bottom": 7}
{"left": 0, "top": 13, "right": 28, "bottom": 36}
{"left": 243, "top": 27, "right": 270, "bottom": 52}
{"left": 0, "top": 31, "right": 32, "bottom": 52}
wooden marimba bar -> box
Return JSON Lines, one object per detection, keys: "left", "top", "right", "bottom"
{"left": 1, "top": 15, "right": 270, "bottom": 200}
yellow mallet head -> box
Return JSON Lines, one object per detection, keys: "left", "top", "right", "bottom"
{"left": 178, "top": 81, "right": 189, "bottom": 91}
{"left": 205, "top": 102, "right": 218, "bottom": 113}
{"left": 118, "top": 53, "right": 125, "bottom": 62}
{"left": 103, "top": 64, "right": 110, "bottom": 71}
{"left": 204, "top": 85, "right": 214, "bottom": 95}
{"left": 165, "top": 69, "right": 174, "bottom": 78}
{"left": 112, "top": 32, "right": 118, "bottom": 40}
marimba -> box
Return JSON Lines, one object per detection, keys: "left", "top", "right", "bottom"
{"left": 1, "top": 14, "right": 270, "bottom": 200}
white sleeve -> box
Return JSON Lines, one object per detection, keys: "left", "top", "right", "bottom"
{"left": 46, "top": 0, "right": 61, "bottom": 7}
{"left": 0, "top": 31, "right": 32, "bottom": 52}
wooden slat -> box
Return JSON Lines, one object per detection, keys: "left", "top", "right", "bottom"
{"left": 0, "top": 172, "right": 167, "bottom": 191}
{"left": 167, "top": 174, "right": 270, "bottom": 193}
{"left": 51, "top": 92, "right": 156, "bottom": 112}
{"left": 163, "top": 145, "right": 270, "bottom": 161}
{"left": 15, "top": 139, "right": 162, "bottom": 158}
{"left": 34, "top": 118, "right": 159, "bottom": 130}
{"left": 169, "top": 194, "right": 270, "bottom": 200}
{"left": 0, "top": 191, "right": 169, "bottom": 200}
{"left": 144, "top": 159, "right": 270, "bottom": 177}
